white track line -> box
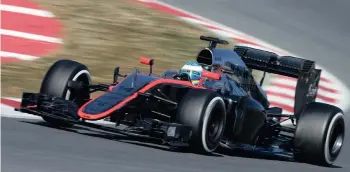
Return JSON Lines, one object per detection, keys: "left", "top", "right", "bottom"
{"left": 267, "top": 95, "right": 295, "bottom": 106}
{"left": 180, "top": 17, "right": 211, "bottom": 27}
{"left": 0, "top": 4, "right": 55, "bottom": 17}
{"left": 0, "top": 29, "right": 63, "bottom": 44}
{"left": 0, "top": 51, "right": 40, "bottom": 60}
{"left": 265, "top": 87, "right": 337, "bottom": 102}
{"left": 265, "top": 85, "right": 339, "bottom": 99}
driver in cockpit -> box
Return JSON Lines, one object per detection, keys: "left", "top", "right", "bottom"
{"left": 177, "top": 61, "right": 204, "bottom": 85}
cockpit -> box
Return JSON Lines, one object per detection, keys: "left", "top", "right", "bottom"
{"left": 195, "top": 36, "right": 270, "bottom": 108}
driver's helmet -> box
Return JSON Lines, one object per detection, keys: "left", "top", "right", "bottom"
{"left": 179, "top": 61, "right": 203, "bottom": 85}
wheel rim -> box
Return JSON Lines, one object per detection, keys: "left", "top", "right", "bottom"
{"left": 324, "top": 113, "right": 345, "bottom": 164}
{"left": 328, "top": 118, "right": 344, "bottom": 157}
{"left": 65, "top": 70, "right": 91, "bottom": 106}
{"left": 207, "top": 111, "right": 221, "bottom": 140}
{"left": 205, "top": 105, "right": 225, "bottom": 150}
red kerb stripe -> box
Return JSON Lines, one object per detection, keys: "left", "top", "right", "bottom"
{"left": 231, "top": 37, "right": 261, "bottom": 47}
{"left": 1, "top": 57, "right": 24, "bottom": 63}
{"left": 204, "top": 24, "right": 225, "bottom": 31}
{"left": 268, "top": 101, "right": 294, "bottom": 113}
{"left": 1, "top": 0, "right": 41, "bottom": 9}
{"left": 134, "top": 0, "right": 202, "bottom": 21}
{"left": 271, "top": 83, "right": 338, "bottom": 93}
{"left": 265, "top": 90, "right": 337, "bottom": 103}
{"left": 276, "top": 75, "right": 331, "bottom": 83}
{"left": 265, "top": 90, "right": 294, "bottom": 100}
{"left": 1, "top": 98, "right": 21, "bottom": 108}
{"left": 1, "top": 35, "right": 60, "bottom": 57}
{"left": 1, "top": 11, "right": 62, "bottom": 38}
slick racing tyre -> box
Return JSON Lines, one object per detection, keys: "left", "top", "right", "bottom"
{"left": 176, "top": 89, "right": 226, "bottom": 153}
{"left": 294, "top": 102, "right": 345, "bottom": 166}
{"left": 40, "top": 59, "right": 92, "bottom": 127}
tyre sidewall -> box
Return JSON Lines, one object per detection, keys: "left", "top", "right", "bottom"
{"left": 294, "top": 102, "right": 345, "bottom": 166}
{"left": 39, "top": 60, "right": 91, "bottom": 126}
{"left": 40, "top": 59, "right": 91, "bottom": 102}
{"left": 323, "top": 112, "right": 345, "bottom": 164}
{"left": 176, "top": 89, "right": 226, "bottom": 153}
{"left": 201, "top": 96, "right": 226, "bottom": 152}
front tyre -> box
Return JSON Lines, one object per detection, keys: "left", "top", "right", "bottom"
{"left": 176, "top": 89, "right": 226, "bottom": 153}
{"left": 294, "top": 102, "right": 345, "bottom": 166}
{"left": 40, "top": 59, "right": 92, "bottom": 127}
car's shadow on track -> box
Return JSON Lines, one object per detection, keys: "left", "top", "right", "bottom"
{"left": 19, "top": 120, "right": 343, "bottom": 168}
{"left": 215, "top": 143, "right": 342, "bottom": 169}
{"left": 19, "top": 120, "right": 223, "bottom": 157}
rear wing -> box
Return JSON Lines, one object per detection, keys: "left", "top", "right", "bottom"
{"left": 234, "top": 46, "right": 315, "bottom": 78}
{"left": 234, "top": 46, "right": 322, "bottom": 117}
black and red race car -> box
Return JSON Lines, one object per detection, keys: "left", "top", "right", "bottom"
{"left": 15, "top": 36, "right": 345, "bottom": 166}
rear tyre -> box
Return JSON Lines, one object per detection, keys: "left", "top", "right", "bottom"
{"left": 294, "top": 102, "right": 345, "bottom": 166}
{"left": 176, "top": 89, "right": 226, "bottom": 153}
{"left": 40, "top": 59, "right": 92, "bottom": 127}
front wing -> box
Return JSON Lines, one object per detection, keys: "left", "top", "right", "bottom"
{"left": 15, "top": 92, "right": 193, "bottom": 148}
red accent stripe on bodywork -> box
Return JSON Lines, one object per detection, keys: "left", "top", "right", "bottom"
{"left": 78, "top": 78, "right": 205, "bottom": 120}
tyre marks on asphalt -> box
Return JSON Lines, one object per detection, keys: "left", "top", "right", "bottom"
{"left": 0, "top": 0, "right": 62, "bottom": 63}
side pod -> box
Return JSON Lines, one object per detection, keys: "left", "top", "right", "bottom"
{"left": 229, "top": 96, "right": 266, "bottom": 144}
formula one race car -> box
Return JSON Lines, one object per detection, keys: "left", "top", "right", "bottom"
{"left": 15, "top": 36, "right": 345, "bottom": 166}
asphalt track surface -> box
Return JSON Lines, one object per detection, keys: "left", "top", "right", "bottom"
{"left": 2, "top": 0, "right": 350, "bottom": 172}
{"left": 1, "top": 117, "right": 346, "bottom": 172}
